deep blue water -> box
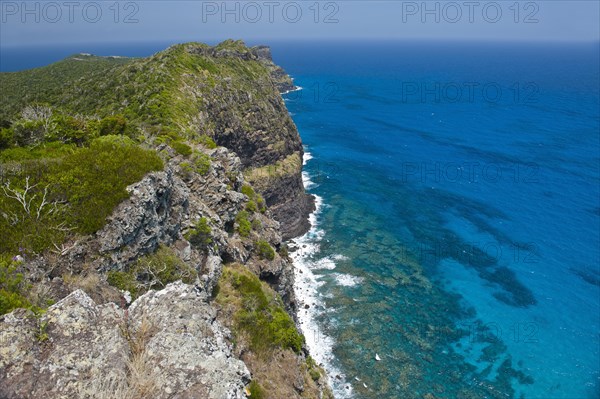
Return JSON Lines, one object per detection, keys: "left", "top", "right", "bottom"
{"left": 2, "top": 40, "right": 599, "bottom": 399}
{"left": 277, "top": 41, "right": 600, "bottom": 399}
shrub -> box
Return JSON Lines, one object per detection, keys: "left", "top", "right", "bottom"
{"left": 50, "top": 135, "right": 164, "bottom": 234}
{"left": 241, "top": 184, "right": 266, "bottom": 213}
{"left": 97, "top": 115, "right": 128, "bottom": 137}
{"left": 255, "top": 240, "right": 275, "bottom": 261}
{"left": 216, "top": 265, "right": 304, "bottom": 354}
{"left": 192, "top": 151, "right": 211, "bottom": 175}
{"left": 196, "top": 134, "right": 217, "bottom": 149}
{"left": 235, "top": 211, "right": 251, "bottom": 238}
{"left": 306, "top": 356, "right": 322, "bottom": 381}
{"left": 185, "top": 217, "right": 212, "bottom": 251}
{"left": 257, "top": 195, "right": 267, "bottom": 213}
{"left": 48, "top": 114, "right": 88, "bottom": 145}
{"left": 0, "top": 257, "right": 32, "bottom": 315}
{"left": 171, "top": 141, "right": 192, "bottom": 157}
{"left": 251, "top": 218, "right": 262, "bottom": 231}
{"left": 246, "top": 200, "right": 257, "bottom": 213}
{"left": 107, "top": 270, "right": 140, "bottom": 298}
{"left": 278, "top": 244, "right": 289, "bottom": 258}
{"left": 179, "top": 162, "right": 194, "bottom": 180}
{"left": 241, "top": 185, "right": 255, "bottom": 198}
{"left": 248, "top": 381, "right": 266, "bottom": 399}
{"left": 12, "top": 120, "right": 46, "bottom": 146}
{"left": 0, "top": 127, "right": 14, "bottom": 149}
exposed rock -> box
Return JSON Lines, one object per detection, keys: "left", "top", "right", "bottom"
{"left": 0, "top": 284, "right": 250, "bottom": 399}
{"left": 251, "top": 45, "right": 297, "bottom": 93}
{"left": 96, "top": 169, "right": 190, "bottom": 269}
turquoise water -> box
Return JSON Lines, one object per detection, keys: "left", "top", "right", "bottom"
{"left": 278, "top": 41, "right": 600, "bottom": 399}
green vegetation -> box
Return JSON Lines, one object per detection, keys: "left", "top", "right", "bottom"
{"left": 171, "top": 141, "right": 192, "bottom": 157}
{"left": 0, "top": 135, "right": 163, "bottom": 255}
{"left": 235, "top": 210, "right": 252, "bottom": 238}
{"left": 192, "top": 151, "right": 211, "bottom": 175}
{"left": 306, "top": 356, "right": 322, "bottom": 382}
{"left": 0, "top": 41, "right": 276, "bottom": 136}
{"left": 0, "top": 257, "right": 31, "bottom": 315}
{"left": 246, "top": 200, "right": 257, "bottom": 212}
{"left": 241, "top": 184, "right": 267, "bottom": 213}
{"left": 185, "top": 217, "right": 212, "bottom": 251}
{"left": 194, "top": 134, "right": 217, "bottom": 149}
{"left": 248, "top": 381, "right": 266, "bottom": 399}
{"left": 255, "top": 240, "right": 275, "bottom": 261}
{"left": 244, "top": 152, "right": 302, "bottom": 185}
{"left": 216, "top": 265, "right": 304, "bottom": 354}
{"left": 107, "top": 245, "right": 197, "bottom": 300}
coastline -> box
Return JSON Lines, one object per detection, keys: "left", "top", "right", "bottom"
{"left": 288, "top": 151, "right": 353, "bottom": 399}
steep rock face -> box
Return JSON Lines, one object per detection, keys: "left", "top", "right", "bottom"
{"left": 251, "top": 45, "right": 296, "bottom": 93}
{"left": 52, "top": 144, "right": 296, "bottom": 304}
{"left": 182, "top": 42, "right": 314, "bottom": 239}
{"left": 0, "top": 284, "right": 250, "bottom": 399}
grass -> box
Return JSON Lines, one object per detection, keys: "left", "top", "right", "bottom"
{"left": 215, "top": 264, "right": 304, "bottom": 355}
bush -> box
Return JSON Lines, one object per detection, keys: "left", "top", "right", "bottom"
{"left": 0, "top": 257, "right": 31, "bottom": 315}
{"left": 192, "top": 151, "right": 211, "bottom": 175}
{"left": 257, "top": 195, "right": 267, "bottom": 213}
{"left": 50, "top": 135, "right": 164, "bottom": 235}
{"left": 241, "top": 184, "right": 266, "bottom": 213}
{"left": 246, "top": 200, "right": 257, "bottom": 213}
{"left": 107, "top": 270, "right": 139, "bottom": 297}
{"left": 12, "top": 120, "right": 46, "bottom": 146}
{"left": 255, "top": 240, "right": 275, "bottom": 261}
{"left": 248, "top": 381, "right": 266, "bottom": 399}
{"left": 196, "top": 134, "right": 217, "bottom": 149}
{"left": 171, "top": 141, "right": 192, "bottom": 157}
{"left": 0, "top": 127, "right": 14, "bottom": 149}
{"left": 251, "top": 218, "right": 262, "bottom": 231}
{"left": 241, "top": 185, "right": 255, "bottom": 198}
{"left": 185, "top": 217, "right": 212, "bottom": 251}
{"left": 0, "top": 135, "right": 163, "bottom": 255}
{"left": 216, "top": 265, "right": 304, "bottom": 354}
{"left": 235, "top": 211, "right": 251, "bottom": 238}
{"left": 48, "top": 114, "right": 88, "bottom": 145}
{"left": 97, "top": 115, "right": 128, "bottom": 137}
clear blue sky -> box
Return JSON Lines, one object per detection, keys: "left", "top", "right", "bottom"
{"left": 1, "top": 1, "right": 599, "bottom": 47}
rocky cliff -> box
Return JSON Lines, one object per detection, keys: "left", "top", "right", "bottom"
{"left": 0, "top": 42, "right": 330, "bottom": 398}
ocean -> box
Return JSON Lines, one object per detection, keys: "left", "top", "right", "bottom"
{"left": 276, "top": 41, "right": 600, "bottom": 399}
{"left": 2, "top": 40, "right": 599, "bottom": 399}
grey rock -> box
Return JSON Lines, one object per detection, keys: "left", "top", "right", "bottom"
{"left": 0, "top": 284, "right": 250, "bottom": 399}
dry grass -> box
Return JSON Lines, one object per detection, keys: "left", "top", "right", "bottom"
{"left": 77, "top": 316, "right": 160, "bottom": 398}
{"left": 244, "top": 152, "right": 301, "bottom": 188}
{"left": 62, "top": 268, "right": 121, "bottom": 304}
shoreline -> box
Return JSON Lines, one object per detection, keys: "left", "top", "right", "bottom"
{"left": 288, "top": 151, "right": 353, "bottom": 399}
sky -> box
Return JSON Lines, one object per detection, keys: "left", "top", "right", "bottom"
{"left": 0, "top": 1, "right": 599, "bottom": 47}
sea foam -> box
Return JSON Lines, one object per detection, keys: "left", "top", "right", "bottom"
{"left": 291, "top": 152, "right": 353, "bottom": 398}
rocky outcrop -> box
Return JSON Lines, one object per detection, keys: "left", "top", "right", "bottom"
{"left": 0, "top": 284, "right": 250, "bottom": 399}
{"left": 0, "top": 41, "right": 330, "bottom": 399}
{"left": 251, "top": 45, "right": 296, "bottom": 93}
{"left": 182, "top": 41, "right": 314, "bottom": 239}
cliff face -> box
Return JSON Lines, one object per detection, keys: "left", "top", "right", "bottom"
{"left": 1, "top": 143, "right": 329, "bottom": 399}
{"left": 0, "top": 42, "right": 330, "bottom": 399}
{"left": 182, "top": 42, "right": 315, "bottom": 239}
